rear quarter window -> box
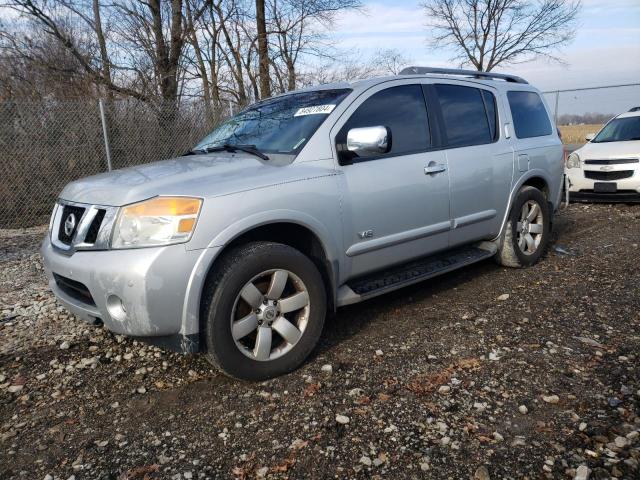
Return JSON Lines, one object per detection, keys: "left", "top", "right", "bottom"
{"left": 507, "top": 91, "right": 552, "bottom": 139}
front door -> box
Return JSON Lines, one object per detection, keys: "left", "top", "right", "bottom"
{"left": 332, "top": 83, "right": 451, "bottom": 279}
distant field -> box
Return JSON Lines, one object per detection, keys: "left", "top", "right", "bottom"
{"left": 558, "top": 124, "right": 602, "bottom": 145}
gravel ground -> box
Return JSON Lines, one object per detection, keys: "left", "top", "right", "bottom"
{"left": 1, "top": 203, "right": 639, "bottom": 480}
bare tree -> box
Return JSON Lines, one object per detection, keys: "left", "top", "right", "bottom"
{"left": 0, "top": 0, "right": 362, "bottom": 109}
{"left": 91, "top": 0, "right": 111, "bottom": 91}
{"left": 370, "top": 48, "right": 411, "bottom": 75}
{"left": 297, "top": 51, "right": 377, "bottom": 86}
{"left": 255, "top": 0, "right": 270, "bottom": 98}
{"left": 422, "top": 0, "right": 581, "bottom": 71}
{"left": 2, "top": 0, "right": 212, "bottom": 105}
{"left": 0, "top": 24, "right": 99, "bottom": 100}
{"left": 267, "top": 0, "right": 361, "bottom": 92}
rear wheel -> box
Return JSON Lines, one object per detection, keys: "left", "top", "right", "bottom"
{"left": 202, "top": 241, "right": 326, "bottom": 380}
{"left": 496, "top": 186, "right": 550, "bottom": 267}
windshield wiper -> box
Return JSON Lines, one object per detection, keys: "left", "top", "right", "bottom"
{"left": 195, "top": 143, "right": 269, "bottom": 160}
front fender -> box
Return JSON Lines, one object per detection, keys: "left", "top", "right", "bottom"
{"left": 207, "top": 209, "right": 340, "bottom": 262}
{"left": 180, "top": 209, "right": 341, "bottom": 341}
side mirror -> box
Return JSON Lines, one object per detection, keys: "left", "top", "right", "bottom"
{"left": 346, "top": 126, "right": 391, "bottom": 157}
{"left": 585, "top": 133, "right": 595, "bottom": 142}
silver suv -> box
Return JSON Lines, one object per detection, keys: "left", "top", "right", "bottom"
{"left": 42, "top": 67, "right": 563, "bottom": 380}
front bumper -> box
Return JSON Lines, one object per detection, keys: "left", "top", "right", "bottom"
{"left": 41, "top": 235, "right": 207, "bottom": 348}
{"left": 566, "top": 168, "right": 640, "bottom": 203}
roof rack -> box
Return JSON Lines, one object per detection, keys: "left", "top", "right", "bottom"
{"left": 398, "top": 66, "right": 528, "bottom": 84}
{"left": 629, "top": 106, "right": 640, "bottom": 112}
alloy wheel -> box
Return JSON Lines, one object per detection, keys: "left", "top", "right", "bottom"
{"left": 516, "top": 200, "right": 544, "bottom": 255}
{"left": 230, "top": 269, "right": 310, "bottom": 361}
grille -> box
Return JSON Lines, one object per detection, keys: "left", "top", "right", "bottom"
{"left": 584, "top": 158, "right": 638, "bottom": 165}
{"left": 52, "top": 203, "right": 116, "bottom": 252}
{"left": 584, "top": 170, "right": 634, "bottom": 181}
{"left": 85, "top": 209, "right": 106, "bottom": 244}
{"left": 57, "top": 205, "right": 85, "bottom": 245}
{"left": 53, "top": 273, "right": 95, "bottom": 306}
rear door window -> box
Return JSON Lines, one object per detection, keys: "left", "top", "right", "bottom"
{"left": 434, "top": 84, "right": 495, "bottom": 147}
{"left": 337, "top": 84, "right": 430, "bottom": 160}
{"left": 507, "top": 91, "right": 552, "bottom": 138}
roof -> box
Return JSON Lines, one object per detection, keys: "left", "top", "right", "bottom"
{"left": 616, "top": 110, "right": 640, "bottom": 119}
{"left": 398, "top": 66, "right": 528, "bottom": 84}
{"left": 264, "top": 67, "right": 538, "bottom": 104}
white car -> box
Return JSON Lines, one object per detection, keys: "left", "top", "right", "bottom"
{"left": 565, "top": 108, "right": 640, "bottom": 202}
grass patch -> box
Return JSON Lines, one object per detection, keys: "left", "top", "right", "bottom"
{"left": 558, "top": 124, "right": 602, "bottom": 145}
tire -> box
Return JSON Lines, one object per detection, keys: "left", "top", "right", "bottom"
{"left": 496, "top": 186, "right": 551, "bottom": 268}
{"left": 202, "top": 241, "right": 326, "bottom": 380}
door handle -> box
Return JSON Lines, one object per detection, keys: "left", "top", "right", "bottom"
{"left": 424, "top": 163, "right": 447, "bottom": 175}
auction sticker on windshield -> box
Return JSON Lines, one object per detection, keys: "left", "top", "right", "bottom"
{"left": 294, "top": 105, "right": 336, "bottom": 116}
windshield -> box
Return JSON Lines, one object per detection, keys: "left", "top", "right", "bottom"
{"left": 592, "top": 116, "right": 640, "bottom": 143}
{"left": 193, "top": 89, "right": 351, "bottom": 156}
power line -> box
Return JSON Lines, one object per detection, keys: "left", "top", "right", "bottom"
{"left": 542, "top": 83, "right": 640, "bottom": 94}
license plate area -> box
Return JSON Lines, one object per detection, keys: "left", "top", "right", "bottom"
{"left": 594, "top": 182, "right": 617, "bottom": 193}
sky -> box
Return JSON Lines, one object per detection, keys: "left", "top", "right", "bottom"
{"left": 331, "top": 0, "right": 640, "bottom": 115}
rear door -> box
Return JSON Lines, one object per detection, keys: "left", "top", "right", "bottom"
{"left": 332, "top": 82, "right": 450, "bottom": 279}
{"left": 428, "top": 82, "right": 514, "bottom": 245}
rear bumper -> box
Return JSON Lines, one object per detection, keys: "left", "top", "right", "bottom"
{"left": 41, "top": 235, "right": 219, "bottom": 351}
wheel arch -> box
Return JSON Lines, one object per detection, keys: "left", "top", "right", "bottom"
{"left": 188, "top": 213, "right": 340, "bottom": 350}
{"left": 521, "top": 175, "right": 550, "bottom": 199}
{"left": 494, "top": 170, "right": 554, "bottom": 242}
{"left": 214, "top": 220, "right": 338, "bottom": 302}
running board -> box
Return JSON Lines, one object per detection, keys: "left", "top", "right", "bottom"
{"left": 337, "top": 243, "right": 496, "bottom": 307}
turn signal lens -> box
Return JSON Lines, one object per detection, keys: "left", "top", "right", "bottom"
{"left": 178, "top": 217, "right": 196, "bottom": 233}
{"left": 124, "top": 197, "right": 201, "bottom": 217}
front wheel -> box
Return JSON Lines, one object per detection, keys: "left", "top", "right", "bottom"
{"left": 496, "top": 186, "right": 551, "bottom": 268}
{"left": 202, "top": 242, "right": 326, "bottom": 380}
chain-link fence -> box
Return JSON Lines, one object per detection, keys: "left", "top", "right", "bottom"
{"left": 542, "top": 83, "right": 640, "bottom": 145}
{"left": 2, "top": 83, "right": 639, "bottom": 228}
{"left": 0, "top": 99, "right": 222, "bottom": 228}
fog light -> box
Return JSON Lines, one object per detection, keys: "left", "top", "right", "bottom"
{"left": 106, "top": 295, "right": 127, "bottom": 321}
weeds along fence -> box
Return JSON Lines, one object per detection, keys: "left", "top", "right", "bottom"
{"left": 0, "top": 99, "right": 221, "bottom": 228}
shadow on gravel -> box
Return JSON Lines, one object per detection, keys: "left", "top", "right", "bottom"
{"left": 314, "top": 207, "right": 574, "bottom": 359}
{"left": 316, "top": 259, "right": 496, "bottom": 359}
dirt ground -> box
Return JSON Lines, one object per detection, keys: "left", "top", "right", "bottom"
{"left": 1, "top": 203, "right": 639, "bottom": 480}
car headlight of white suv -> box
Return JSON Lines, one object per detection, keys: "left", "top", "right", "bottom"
{"left": 566, "top": 152, "right": 581, "bottom": 169}
{"left": 111, "top": 196, "right": 203, "bottom": 249}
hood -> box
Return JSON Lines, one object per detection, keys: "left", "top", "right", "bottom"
{"left": 59, "top": 153, "right": 319, "bottom": 206}
{"left": 575, "top": 140, "right": 640, "bottom": 160}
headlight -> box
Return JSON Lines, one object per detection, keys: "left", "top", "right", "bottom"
{"left": 111, "top": 196, "right": 202, "bottom": 249}
{"left": 566, "top": 152, "right": 581, "bottom": 169}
